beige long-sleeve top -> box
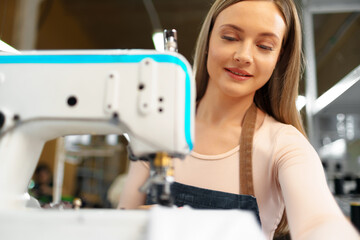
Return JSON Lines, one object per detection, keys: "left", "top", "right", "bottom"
{"left": 119, "top": 114, "right": 359, "bottom": 239}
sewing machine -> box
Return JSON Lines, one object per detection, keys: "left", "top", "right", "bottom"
{"left": 0, "top": 48, "right": 195, "bottom": 209}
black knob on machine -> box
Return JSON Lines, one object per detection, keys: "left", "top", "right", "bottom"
{"left": 0, "top": 111, "right": 5, "bottom": 130}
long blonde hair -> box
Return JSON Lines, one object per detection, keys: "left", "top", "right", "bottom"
{"left": 193, "top": 0, "right": 305, "bottom": 237}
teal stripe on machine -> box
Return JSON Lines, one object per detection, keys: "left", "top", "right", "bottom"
{"left": 0, "top": 53, "right": 194, "bottom": 150}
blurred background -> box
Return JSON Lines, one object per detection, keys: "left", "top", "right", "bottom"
{"left": 0, "top": 0, "right": 359, "bottom": 213}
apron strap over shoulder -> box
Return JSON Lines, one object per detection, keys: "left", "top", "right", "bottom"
{"left": 239, "top": 102, "right": 257, "bottom": 196}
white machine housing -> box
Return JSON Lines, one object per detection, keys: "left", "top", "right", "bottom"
{"left": 0, "top": 49, "right": 195, "bottom": 209}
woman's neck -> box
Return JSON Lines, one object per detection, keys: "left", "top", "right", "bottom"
{"left": 196, "top": 83, "right": 255, "bottom": 127}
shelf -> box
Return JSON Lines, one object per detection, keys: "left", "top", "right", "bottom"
{"left": 305, "top": 0, "right": 360, "bottom": 13}
{"left": 313, "top": 65, "right": 360, "bottom": 116}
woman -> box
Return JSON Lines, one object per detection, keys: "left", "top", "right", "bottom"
{"left": 119, "top": 0, "right": 359, "bottom": 239}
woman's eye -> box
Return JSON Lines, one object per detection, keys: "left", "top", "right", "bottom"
{"left": 258, "top": 45, "right": 273, "bottom": 51}
{"left": 221, "top": 35, "right": 237, "bottom": 41}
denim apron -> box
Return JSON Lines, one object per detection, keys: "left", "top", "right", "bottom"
{"left": 146, "top": 103, "right": 261, "bottom": 225}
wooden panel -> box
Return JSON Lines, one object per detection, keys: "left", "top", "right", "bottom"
{"left": 0, "top": 0, "right": 17, "bottom": 45}
{"left": 36, "top": 0, "right": 211, "bottom": 62}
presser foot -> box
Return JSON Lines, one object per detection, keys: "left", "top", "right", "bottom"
{"left": 139, "top": 152, "right": 175, "bottom": 207}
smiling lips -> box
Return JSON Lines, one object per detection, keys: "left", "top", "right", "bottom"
{"left": 225, "top": 68, "right": 253, "bottom": 81}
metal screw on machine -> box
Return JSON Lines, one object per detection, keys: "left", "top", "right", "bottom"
{"left": 164, "top": 29, "right": 178, "bottom": 52}
{"left": 73, "top": 198, "right": 82, "bottom": 210}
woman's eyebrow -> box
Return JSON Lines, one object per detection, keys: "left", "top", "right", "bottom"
{"left": 219, "top": 24, "right": 280, "bottom": 41}
{"left": 219, "top": 24, "right": 244, "bottom": 32}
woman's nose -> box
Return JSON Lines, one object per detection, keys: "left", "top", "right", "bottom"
{"left": 233, "top": 43, "right": 253, "bottom": 65}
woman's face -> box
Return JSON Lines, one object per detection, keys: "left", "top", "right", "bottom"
{"left": 207, "top": 0, "right": 286, "bottom": 99}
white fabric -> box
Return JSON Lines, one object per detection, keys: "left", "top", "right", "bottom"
{"left": 147, "top": 205, "right": 266, "bottom": 240}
